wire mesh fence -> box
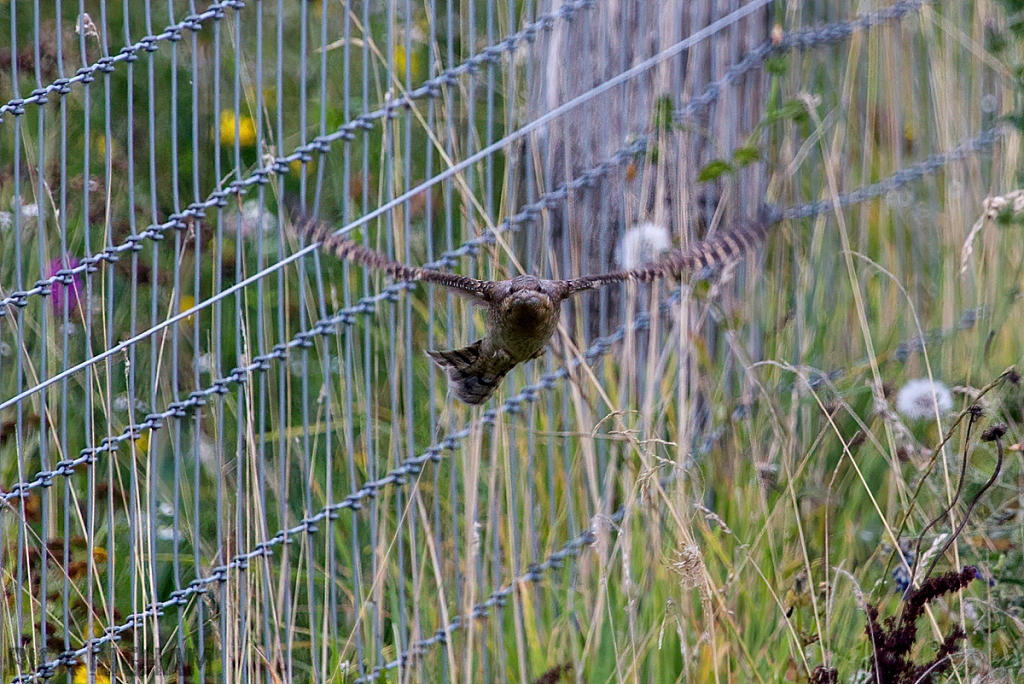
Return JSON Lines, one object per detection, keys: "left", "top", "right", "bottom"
{"left": 1, "top": 0, "right": 1019, "bottom": 682}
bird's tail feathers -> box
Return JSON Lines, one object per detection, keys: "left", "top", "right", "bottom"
{"left": 426, "top": 340, "right": 511, "bottom": 405}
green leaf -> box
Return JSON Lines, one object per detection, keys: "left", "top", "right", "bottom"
{"left": 732, "top": 146, "right": 761, "bottom": 167}
{"left": 1003, "top": 111, "right": 1024, "bottom": 132}
{"left": 765, "top": 55, "right": 789, "bottom": 76}
{"left": 697, "top": 159, "right": 734, "bottom": 183}
{"left": 986, "top": 26, "right": 1009, "bottom": 54}
{"left": 652, "top": 96, "right": 676, "bottom": 131}
{"left": 994, "top": 206, "right": 1024, "bottom": 228}
{"left": 781, "top": 98, "right": 811, "bottom": 124}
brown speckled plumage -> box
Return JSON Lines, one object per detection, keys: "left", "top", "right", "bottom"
{"left": 289, "top": 211, "right": 769, "bottom": 404}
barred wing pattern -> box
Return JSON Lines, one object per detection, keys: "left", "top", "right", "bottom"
{"left": 289, "top": 210, "right": 770, "bottom": 298}
{"left": 289, "top": 211, "right": 772, "bottom": 405}
{"left": 565, "top": 217, "right": 770, "bottom": 295}
{"left": 290, "top": 211, "right": 495, "bottom": 303}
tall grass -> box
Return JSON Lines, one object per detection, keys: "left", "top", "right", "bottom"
{"left": 0, "top": 1, "right": 1021, "bottom": 683}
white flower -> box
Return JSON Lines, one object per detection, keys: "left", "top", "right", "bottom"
{"left": 227, "top": 200, "right": 277, "bottom": 238}
{"left": 0, "top": 211, "right": 12, "bottom": 230}
{"left": 617, "top": 222, "right": 671, "bottom": 270}
{"left": 9, "top": 198, "right": 39, "bottom": 220}
{"left": 197, "top": 352, "right": 217, "bottom": 374}
{"left": 895, "top": 379, "right": 954, "bottom": 420}
{"left": 198, "top": 436, "right": 219, "bottom": 472}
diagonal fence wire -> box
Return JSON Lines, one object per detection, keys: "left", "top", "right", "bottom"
{"left": 779, "top": 128, "right": 1004, "bottom": 221}
{"left": 7, "top": 120, "right": 1003, "bottom": 683}
{"left": 0, "top": 0, "right": 944, "bottom": 501}
{"left": 354, "top": 319, "right": 994, "bottom": 680}
{"left": 0, "top": 0, "right": 775, "bottom": 367}
{"left": 0, "top": 139, "right": 650, "bottom": 502}
{"left": 0, "top": 0, "right": 786, "bottom": 420}
{"left": 0, "top": 0, "right": 246, "bottom": 120}
{"left": 0, "top": 0, "right": 597, "bottom": 317}
{"left": 332, "top": 123, "right": 1006, "bottom": 678}
{"left": 349, "top": 514, "right": 619, "bottom": 684}
{"left": 244, "top": 125, "right": 1013, "bottom": 675}
{"left": 677, "top": 0, "right": 928, "bottom": 122}
{"left": 5, "top": 291, "right": 663, "bottom": 684}
{"left": 0, "top": 0, "right": 927, "bottom": 322}
{"left": 0, "top": 0, "right": 936, "bottom": 411}
{"left": 2, "top": 1, "right": 985, "bottom": 680}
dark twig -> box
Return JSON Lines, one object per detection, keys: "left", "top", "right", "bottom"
{"left": 881, "top": 367, "right": 1016, "bottom": 589}
{"left": 907, "top": 406, "right": 982, "bottom": 591}
{"left": 922, "top": 426, "right": 1007, "bottom": 580}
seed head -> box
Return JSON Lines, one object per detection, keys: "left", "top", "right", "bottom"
{"left": 895, "top": 379, "right": 954, "bottom": 421}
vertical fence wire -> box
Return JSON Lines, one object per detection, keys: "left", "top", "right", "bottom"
{"left": 2, "top": 0, "right": 1011, "bottom": 682}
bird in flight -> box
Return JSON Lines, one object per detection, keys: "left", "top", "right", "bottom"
{"left": 289, "top": 211, "right": 770, "bottom": 405}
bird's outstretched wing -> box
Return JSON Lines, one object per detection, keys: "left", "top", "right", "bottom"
{"left": 289, "top": 211, "right": 495, "bottom": 303}
{"left": 564, "top": 217, "right": 770, "bottom": 295}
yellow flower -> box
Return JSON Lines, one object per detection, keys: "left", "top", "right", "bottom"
{"left": 289, "top": 159, "right": 314, "bottom": 177}
{"left": 91, "top": 134, "right": 113, "bottom": 157}
{"left": 178, "top": 294, "right": 196, "bottom": 325}
{"left": 72, "top": 664, "right": 111, "bottom": 684}
{"left": 133, "top": 429, "right": 150, "bottom": 455}
{"left": 393, "top": 43, "right": 408, "bottom": 75}
{"left": 392, "top": 44, "right": 422, "bottom": 80}
{"left": 218, "top": 109, "right": 256, "bottom": 148}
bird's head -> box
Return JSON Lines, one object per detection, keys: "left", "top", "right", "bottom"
{"left": 497, "top": 276, "right": 560, "bottom": 327}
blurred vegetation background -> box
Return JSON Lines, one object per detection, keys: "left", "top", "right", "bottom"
{"left": 0, "top": 0, "right": 1022, "bottom": 683}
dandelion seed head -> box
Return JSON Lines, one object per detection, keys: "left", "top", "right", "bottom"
{"left": 895, "top": 379, "right": 954, "bottom": 420}
{"left": 617, "top": 222, "right": 671, "bottom": 270}
{"left": 230, "top": 200, "right": 276, "bottom": 238}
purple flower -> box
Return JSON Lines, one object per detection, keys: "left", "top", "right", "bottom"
{"left": 47, "top": 257, "right": 83, "bottom": 316}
